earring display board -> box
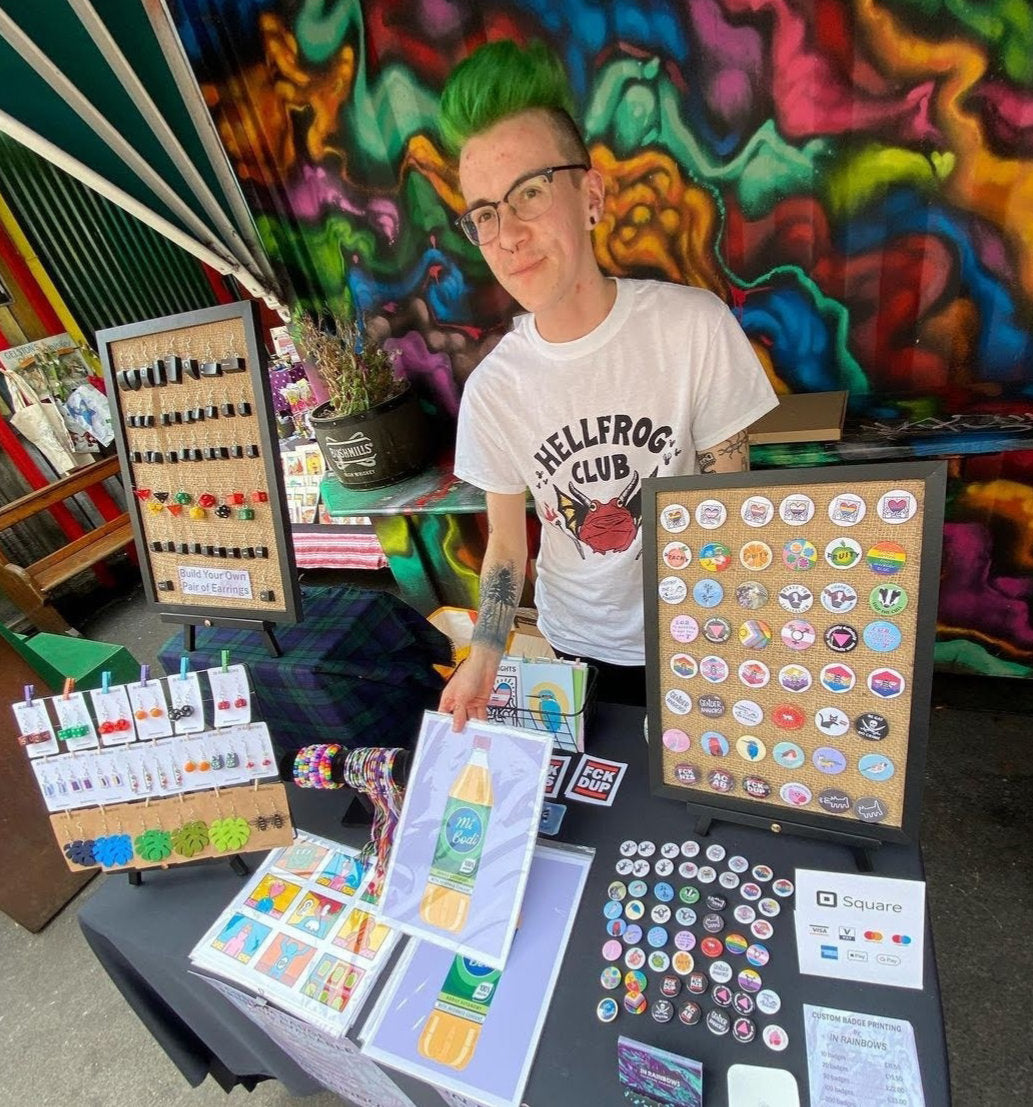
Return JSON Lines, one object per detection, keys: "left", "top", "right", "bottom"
{"left": 642, "top": 462, "right": 946, "bottom": 846}
{"left": 96, "top": 301, "right": 301, "bottom": 627}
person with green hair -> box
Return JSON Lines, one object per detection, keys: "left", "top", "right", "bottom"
{"left": 438, "top": 39, "right": 777, "bottom": 729}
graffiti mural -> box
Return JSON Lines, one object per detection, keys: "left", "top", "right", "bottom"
{"left": 169, "top": 0, "right": 1033, "bottom": 674}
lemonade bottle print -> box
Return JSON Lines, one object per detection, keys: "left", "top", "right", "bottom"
{"left": 417, "top": 955, "right": 502, "bottom": 1070}
{"left": 419, "top": 734, "right": 493, "bottom": 932}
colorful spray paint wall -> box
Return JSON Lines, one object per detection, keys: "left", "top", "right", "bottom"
{"left": 169, "top": 0, "right": 1033, "bottom": 675}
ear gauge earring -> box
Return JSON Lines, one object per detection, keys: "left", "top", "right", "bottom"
{"left": 589, "top": 214, "right": 598, "bottom": 225}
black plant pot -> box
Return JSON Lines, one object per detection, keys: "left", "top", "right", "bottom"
{"left": 310, "top": 385, "right": 432, "bottom": 489}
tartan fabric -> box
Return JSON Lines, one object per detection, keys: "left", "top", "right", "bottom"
{"left": 158, "top": 585, "right": 450, "bottom": 752}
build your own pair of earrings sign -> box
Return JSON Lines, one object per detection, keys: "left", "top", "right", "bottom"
{"left": 643, "top": 462, "right": 946, "bottom": 845}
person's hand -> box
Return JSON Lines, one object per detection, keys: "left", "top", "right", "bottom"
{"left": 439, "top": 649, "right": 500, "bottom": 732}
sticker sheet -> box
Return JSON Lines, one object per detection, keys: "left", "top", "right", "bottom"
{"left": 377, "top": 712, "right": 551, "bottom": 969}
{"left": 644, "top": 464, "right": 945, "bottom": 840}
{"left": 190, "top": 831, "right": 399, "bottom": 1035}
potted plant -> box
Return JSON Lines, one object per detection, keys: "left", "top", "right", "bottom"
{"left": 291, "top": 309, "right": 431, "bottom": 489}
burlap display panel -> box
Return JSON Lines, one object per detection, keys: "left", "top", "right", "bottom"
{"left": 652, "top": 478, "right": 925, "bottom": 832}
{"left": 51, "top": 781, "right": 294, "bottom": 872}
{"left": 99, "top": 304, "right": 299, "bottom": 623}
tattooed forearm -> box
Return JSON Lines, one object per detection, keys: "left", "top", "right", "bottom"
{"left": 472, "top": 559, "right": 519, "bottom": 651}
{"left": 697, "top": 450, "right": 716, "bottom": 474}
{"left": 698, "top": 430, "right": 751, "bottom": 474}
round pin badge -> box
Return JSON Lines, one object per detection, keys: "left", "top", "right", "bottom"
{"left": 733, "top": 991, "right": 756, "bottom": 1016}
{"left": 615, "top": 858, "right": 634, "bottom": 876}
{"left": 662, "top": 728, "right": 691, "bottom": 753}
{"left": 623, "top": 924, "right": 643, "bottom": 946}
{"left": 654, "top": 857, "right": 674, "bottom": 877}
{"left": 701, "top": 731, "right": 730, "bottom": 757}
{"left": 679, "top": 885, "right": 701, "bottom": 905}
{"left": 620, "top": 840, "right": 638, "bottom": 857}
{"left": 779, "top": 493, "right": 815, "bottom": 525}
{"left": 628, "top": 879, "right": 648, "bottom": 898}
{"left": 868, "top": 667, "right": 906, "bottom": 699}
{"left": 739, "top": 541, "right": 774, "bottom": 572}
{"left": 699, "top": 656, "right": 730, "bottom": 684}
{"left": 638, "top": 840, "right": 656, "bottom": 858}
{"left": 698, "top": 866, "right": 718, "bottom": 884}
{"left": 681, "top": 839, "right": 701, "bottom": 858}
{"left": 736, "top": 735, "right": 767, "bottom": 762}
{"left": 740, "top": 882, "right": 762, "bottom": 902}
{"left": 659, "top": 576, "right": 688, "bottom": 605}
{"left": 780, "top": 619, "right": 816, "bottom": 651}
{"left": 625, "top": 900, "right": 645, "bottom": 921}
{"left": 743, "top": 776, "right": 772, "bottom": 800}
{"left": 662, "top": 541, "right": 693, "bottom": 571}
{"left": 751, "top": 864, "right": 773, "bottom": 882}
{"left": 825, "top": 624, "right": 859, "bottom": 653}
{"left": 698, "top": 693, "right": 726, "bottom": 718}
{"left": 693, "top": 578, "right": 724, "bottom": 608}
{"left": 745, "top": 942, "right": 770, "bottom": 967}
{"left": 772, "top": 741, "right": 805, "bottom": 769}
{"left": 737, "top": 968, "right": 763, "bottom": 993}
{"left": 678, "top": 861, "right": 699, "bottom": 880}
{"left": 867, "top": 540, "right": 907, "bottom": 576}
{"left": 607, "top": 919, "right": 627, "bottom": 938}
{"left": 772, "top": 878, "right": 795, "bottom": 898}
{"left": 757, "top": 898, "right": 781, "bottom": 919}
{"left": 701, "top": 617, "right": 732, "bottom": 645}
{"left": 814, "top": 705, "right": 850, "bottom": 737}
{"left": 647, "top": 926, "right": 669, "bottom": 949}
{"left": 728, "top": 854, "right": 749, "bottom": 874}
{"left": 734, "top": 904, "right": 757, "bottom": 925}
{"left": 756, "top": 988, "right": 782, "bottom": 1015}
{"left": 779, "top": 781, "right": 812, "bottom": 807}
{"left": 777, "top": 664, "right": 812, "bottom": 694}
{"left": 855, "top": 711, "right": 890, "bottom": 740}
{"left": 632, "top": 859, "right": 650, "bottom": 877}
{"left": 687, "top": 971, "right": 709, "bottom": 994}
{"left": 674, "top": 929, "right": 697, "bottom": 952}
{"left": 711, "top": 983, "right": 734, "bottom": 1008}
{"left": 818, "top": 788, "right": 853, "bottom": 814}
{"left": 625, "top": 969, "right": 647, "bottom": 992}
{"left": 736, "top": 581, "right": 771, "bottom": 611}
{"left": 648, "top": 951, "right": 671, "bottom": 973}
{"left": 733, "top": 1017, "right": 757, "bottom": 1044}
{"left": 607, "top": 880, "right": 628, "bottom": 901}
{"left": 782, "top": 537, "right": 817, "bottom": 571}
{"left": 678, "top": 1000, "right": 702, "bottom": 1025}
{"left": 651, "top": 998, "right": 675, "bottom": 1023}
{"left": 709, "top": 959, "right": 733, "bottom": 984}
{"left": 703, "top": 843, "right": 725, "bottom": 863}
{"left": 708, "top": 769, "right": 736, "bottom": 794}
{"left": 820, "top": 662, "right": 856, "bottom": 694}
{"left": 812, "top": 746, "right": 847, "bottom": 775}
{"left": 751, "top": 919, "right": 774, "bottom": 940}
{"left": 869, "top": 584, "right": 908, "bottom": 616}
{"left": 771, "top": 703, "right": 805, "bottom": 730}
{"left": 665, "top": 688, "right": 693, "bottom": 715}
{"left": 824, "top": 536, "right": 863, "bottom": 570}
{"left": 651, "top": 903, "right": 672, "bottom": 924}
{"left": 625, "top": 947, "right": 646, "bottom": 970}
{"left": 863, "top": 620, "right": 902, "bottom": 653}
{"left": 597, "top": 997, "right": 619, "bottom": 1022}
{"left": 855, "top": 796, "right": 889, "bottom": 822}
{"left": 660, "top": 841, "right": 680, "bottom": 859}
{"left": 719, "top": 870, "right": 741, "bottom": 890}
{"left": 671, "top": 615, "right": 700, "bottom": 646}
{"left": 738, "top": 622, "right": 773, "bottom": 653}
{"left": 672, "top": 951, "right": 695, "bottom": 975}
{"left": 706, "top": 1009, "right": 732, "bottom": 1036}
{"left": 732, "top": 699, "right": 764, "bottom": 726}
{"left": 741, "top": 496, "right": 774, "bottom": 527}
{"left": 702, "top": 913, "right": 725, "bottom": 935}
{"left": 670, "top": 654, "right": 698, "bottom": 680}
{"left": 603, "top": 899, "right": 622, "bottom": 920}
{"left": 699, "top": 542, "right": 733, "bottom": 573}
{"left": 705, "top": 893, "right": 727, "bottom": 911}
{"left": 695, "top": 499, "right": 727, "bottom": 529}
{"left": 877, "top": 488, "right": 918, "bottom": 524}
{"left": 763, "top": 1024, "right": 789, "bottom": 1052}
{"left": 603, "top": 939, "right": 623, "bottom": 961}
{"left": 738, "top": 660, "right": 771, "bottom": 689}
{"left": 821, "top": 582, "right": 858, "bottom": 614}
{"left": 724, "top": 933, "right": 749, "bottom": 956}
{"left": 828, "top": 493, "right": 866, "bottom": 526}
{"left": 601, "top": 965, "right": 622, "bottom": 989}
{"left": 675, "top": 908, "right": 698, "bottom": 930}
{"left": 858, "top": 753, "right": 896, "bottom": 781}
{"left": 661, "top": 974, "right": 682, "bottom": 998}
{"left": 623, "top": 990, "right": 648, "bottom": 1015}
{"left": 700, "top": 936, "right": 724, "bottom": 959}
{"left": 661, "top": 504, "right": 690, "bottom": 533}
{"left": 778, "top": 583, "right": 814, "bottom": 613}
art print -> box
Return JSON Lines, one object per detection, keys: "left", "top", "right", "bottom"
{"left": 246, "top": 874, "right": 303, "bottom": 918}
{"left": 285, "top": 891, "right": 347, "bottom": 939}
{"left": 210, "top": 913, "right": 271, "bottom": 963}
{"left": 254, "top": 933, "right": 316, "bottom": 986}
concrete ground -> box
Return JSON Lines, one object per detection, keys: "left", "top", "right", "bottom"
{"left": 2, "top": 570, "right": 1032, "bottom": 1106}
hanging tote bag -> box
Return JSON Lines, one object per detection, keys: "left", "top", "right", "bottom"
{"left": 3, "top": 369, "right": 92, "bottom": 474}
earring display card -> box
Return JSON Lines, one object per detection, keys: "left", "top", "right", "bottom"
{"left": 189, "top": 831, "right": 400, "bottom": 1037}
{"left": 96, "top": 301, "right": 301, "bottom": 626}
{"left": 642, "top": 462, "right": 946, "bottom": 845}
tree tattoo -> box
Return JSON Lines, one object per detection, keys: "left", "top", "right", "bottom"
{"left": 472, "top": 560, "right": 519, "bottom": 651}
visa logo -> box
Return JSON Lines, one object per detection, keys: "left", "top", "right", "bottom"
{"left": 809, "top": 925, "right": 829, "bottom": 936}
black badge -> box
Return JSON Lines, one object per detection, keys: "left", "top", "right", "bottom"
{"left": 705, "top": 894, "right": 728, "bottom": 912}
{"left": 698, "top": 693, "right": 726, "bottom": 718}
{"left": 824, "top": 624, "right": 858, "bottom": 652}
{"left": 818, "top": 788, "right": 852, "bottom": 814}
{"left": 706, "top": 1009, "right": 731, "bottom": 1035}
{"left": 678, "top": 1001, "right": 702, "bottom": 1026}
{"left": 855, "top": 712, "right": 890, "bottom": 740}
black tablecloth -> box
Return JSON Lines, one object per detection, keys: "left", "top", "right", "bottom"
{"left": 79, "top": 704, "right": 950, "bottom": 1105}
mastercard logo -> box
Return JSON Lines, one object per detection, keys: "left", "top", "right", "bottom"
{"left": 864, "top": 930, "right": 883, "bottom": 941}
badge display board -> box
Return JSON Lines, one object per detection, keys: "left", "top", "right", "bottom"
{"left": 96, "top": 301, "right": 301, "bottom": 626}
{"left": 642, "top": 462, "right": 946, "bottom": 846}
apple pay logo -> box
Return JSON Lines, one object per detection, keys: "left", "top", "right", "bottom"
{"left": 817, "top": 890, "right": 838, "bottom": 908}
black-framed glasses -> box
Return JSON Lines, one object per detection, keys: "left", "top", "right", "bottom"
{"left": 456, "top": 164, "right": 589, "bottom": 246}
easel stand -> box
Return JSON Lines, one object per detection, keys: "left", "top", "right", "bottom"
{"left": 126, "top": 853, "right": 250, "bottom": 886}
{"left": 689, "top": 802, "right": 883, "bottom": 872}
{"left": 163, "top": 613, "right": 282, "bottom": 657}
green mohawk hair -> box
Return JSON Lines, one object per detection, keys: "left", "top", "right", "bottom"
{"left": 439, "top": 39, "right": 579, "bottom": 158}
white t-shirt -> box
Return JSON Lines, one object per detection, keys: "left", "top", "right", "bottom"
{"left": 455, "top": 278, "right": 778, "bottom": 665}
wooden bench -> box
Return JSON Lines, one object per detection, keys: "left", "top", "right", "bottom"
{"left": 0, "top": 455, "right": 134, "bottom": 634}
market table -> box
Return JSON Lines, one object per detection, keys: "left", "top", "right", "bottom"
{"left": 78, "top": 702, "right": 950, "bottom": 1106}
